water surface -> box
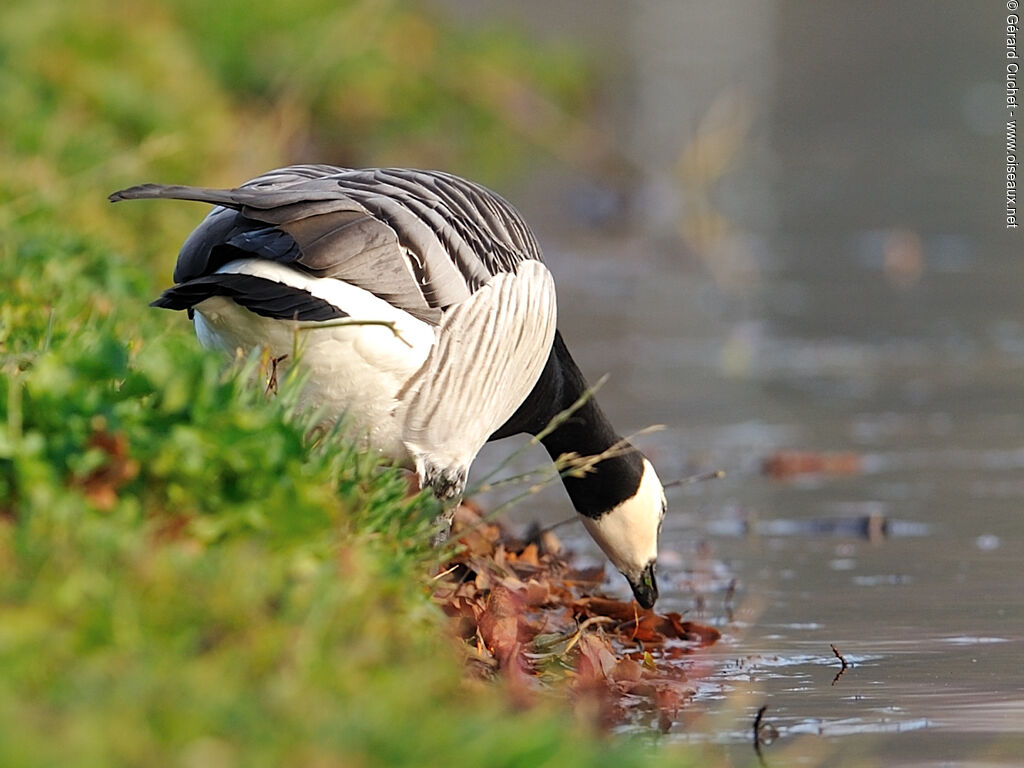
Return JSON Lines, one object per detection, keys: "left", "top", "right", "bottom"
{"left": 467, "top": 2, "right": 1020, "bottom": 764}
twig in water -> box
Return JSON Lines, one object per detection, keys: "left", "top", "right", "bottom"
{"left": 752, "top": 704, "right": 777, "bottom": 767}
{"left": 724, "top": 578, "right": 737, "bottom": 623}
{"left": 534, "top": 516, "right": 578, "bottom": 537}
{"left": 830, "top": 643, "right": 850, "bottom": 685}
{"left": 662, "top": 469, "right": 726, "bottom": 489}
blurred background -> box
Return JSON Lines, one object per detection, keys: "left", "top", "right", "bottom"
{"left": 2, "top": 0, "right": 1021, "bottom": 765}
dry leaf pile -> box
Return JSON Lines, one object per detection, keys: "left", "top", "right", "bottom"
{"left": 433, "top": 502, "right": 721, "bottom": 730}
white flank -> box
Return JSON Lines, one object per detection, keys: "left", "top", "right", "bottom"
{"left": 580, "top": 458, "right": 665, "bottom": 581}
{"left": 192, "top": 258, "right": 435, "bottom": 460}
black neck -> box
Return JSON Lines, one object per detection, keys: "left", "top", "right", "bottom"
{"left": 491, "top": 331, "right": 645, "bottom": 519}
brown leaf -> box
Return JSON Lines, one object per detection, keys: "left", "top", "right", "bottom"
{"left": 151, "top": 512, "right": 193, "bottom": 544}
{"left": 77, "top": 427, "right": 140, "bottom": 510}
{"left": 762, "top": 450, "right": 862, "bottom": 480}
{"left": 514, "top": 543, "right": 540, "bottom": 567}
{"left": 573, "top": 595, "right": 638, "bottom": 622}
{"left": 473, "top": 568, "right": 493, "bottom": 591}
{"left": 575, "top": 633, "right": 618, "bottom": 683}
{"left": 676, "top": 619, "right": 722, "bottom": 647}
{"left": 454, "top": 502, "right": 502, "bottom": 556}
{"left": 521, "top": 579, "right": 551, "bottom": 607}
{"left": 564, "top": 565, "right": 605, "bottom": 586}
{"left": 611, "top": 657, "right": 644, "bottom": 684}
{"left": 477, "top": 584, "right": 526, "bottom": 672}
{"left": 496, "top": 573, "right": 529, "bottom": 593}
{"left": 492, "top": 544, "right": 508, "bottom": 569}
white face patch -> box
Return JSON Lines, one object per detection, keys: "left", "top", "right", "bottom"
{"left": 580, "top": 458, "right": 666, "bottom": 581}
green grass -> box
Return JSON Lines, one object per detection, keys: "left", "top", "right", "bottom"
{"left": 0, "top": 334, "right": 709, "bottom": 768}
{"left": 0, "top": 1, "right": 708, "bottom": 765}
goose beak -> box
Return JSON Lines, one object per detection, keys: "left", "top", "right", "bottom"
{"left": 627, "top": 561, "right": 658, "bottom": 609}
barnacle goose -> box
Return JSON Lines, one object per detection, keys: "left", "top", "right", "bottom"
{"left": 111, "top": 165, "right": 665, "bottom": 608}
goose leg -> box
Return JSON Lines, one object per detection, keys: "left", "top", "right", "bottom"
{"left": 430, "top": 503, "right": 457, "bottom": 547}
{"left": 426, "top": 466, "right": 466, "bottom": 547}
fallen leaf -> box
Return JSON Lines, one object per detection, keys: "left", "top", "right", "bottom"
{"left": 477, "top": 584, "right": 526, "bottom": 671}
{"left": 76, "top": 427, "right": 140, "bottom": 510}
{"left": 762, "top": 450, "right": 862, "bottom": 479}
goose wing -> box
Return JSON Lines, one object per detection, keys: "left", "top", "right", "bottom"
{"left": 112, "top": 166, "right": 558, "bottom": 495}
{"left": 111, "top": 165, "right": 543, "bottom": 324}
{"left": 402, "top": 259, "right": 557, "bottom": 497}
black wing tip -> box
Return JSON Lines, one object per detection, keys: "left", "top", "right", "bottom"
{"left": 150, "top": 274, "right": 350, "bottom": 322}
{"left": 149, "top": 291, "right": 185, "bottom": 310}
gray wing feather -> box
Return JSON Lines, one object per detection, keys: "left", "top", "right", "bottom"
{"left": 274, "top": 211, "right": 439, "bottom": 318}
{"left": 401, "top": 260, "right": 557, "bottom": 485}
{"left": 110, "top": 165, "right": 543, "bottom": 324}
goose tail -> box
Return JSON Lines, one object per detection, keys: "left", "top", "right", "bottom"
{"left": 108, "top": 183, "right": 238, "bottom": 207}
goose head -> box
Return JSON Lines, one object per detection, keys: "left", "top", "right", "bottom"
{"left": 578, "top": 457, "right": 665, "bottom": 609}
